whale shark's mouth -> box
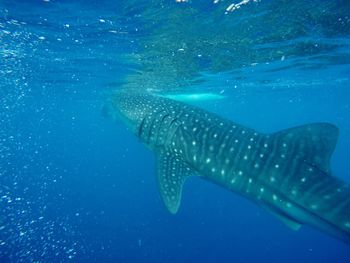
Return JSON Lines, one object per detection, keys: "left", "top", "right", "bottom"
{"left": 159, "top": 92, "right": 226, "bottom": 102}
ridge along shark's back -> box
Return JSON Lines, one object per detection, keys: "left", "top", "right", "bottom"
{"left": 111, "top": 91, "right": 350, "bottom": 244}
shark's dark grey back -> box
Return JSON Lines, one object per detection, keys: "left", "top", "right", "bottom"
{"left": 112, "top": 92, "right": 350, "bottom": 243}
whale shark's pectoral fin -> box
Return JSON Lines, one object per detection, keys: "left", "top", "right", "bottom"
{"left": 262, "top": 205, "right": 302, "bottom": 231}
{"left": 271, "top": 211, "right": 302, "bottom": 231}
{"left": 156, "top": 150, "right": 195, "bottom": 214}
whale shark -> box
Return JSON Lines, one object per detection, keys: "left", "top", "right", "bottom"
{"left": 111, "top": 91, "right": 350, "bottom": 243}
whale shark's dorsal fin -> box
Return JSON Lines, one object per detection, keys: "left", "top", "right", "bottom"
{"left": 272, "top": 123, "right": 339, "bottom": 174}
{"left": 156, "top": 150, "right": 196, "bottom": 214}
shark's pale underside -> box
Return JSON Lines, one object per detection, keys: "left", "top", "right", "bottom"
{"left": 111, "top": 91, "right": 350, "bottom": 243}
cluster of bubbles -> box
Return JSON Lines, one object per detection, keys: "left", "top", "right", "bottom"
{"left": 0, "top": 7, "right": 83, "bottom": 262}
{"left": 1, "top": 0, "right": 137, "bottom": 259}
{"left": 0, "top": 193, "right": 80, "bottom": 261}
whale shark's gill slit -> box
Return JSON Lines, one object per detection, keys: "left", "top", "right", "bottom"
{"left": 146, "top": 110, "right": 167, "bottom": 145}
{"left": 155, "top": 114, "right": 170, "bottom": 146}
{"left": 167, "top": 118, "right": 181, "bottom": 144}
{"left": 138, "top": 117, "right": 147, "bottom": 139}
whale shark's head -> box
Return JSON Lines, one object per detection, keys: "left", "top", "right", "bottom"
{"left": 111, "top": 91, "right": 161, "bottom": 135}
{"left": 111, "top": 91, "right": 185, "bottom": 148}
{"left": 112, "top": 91, "right": 146, "bottom": 133}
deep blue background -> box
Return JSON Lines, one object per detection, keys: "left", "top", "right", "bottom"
{"left": 1, "top": 0, "right": 350, "bottom": 262}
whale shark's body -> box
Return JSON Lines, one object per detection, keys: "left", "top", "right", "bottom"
{"left": 112, "top": 91, "right": 350, "bottom": 243}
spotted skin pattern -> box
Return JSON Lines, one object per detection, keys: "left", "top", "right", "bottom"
{"left": 112, "top": 91, "right": 350, "bottom": 244}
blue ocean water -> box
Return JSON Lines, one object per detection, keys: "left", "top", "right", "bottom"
{"left": 1, "top": 0, "right": 350, "bottom": 262}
